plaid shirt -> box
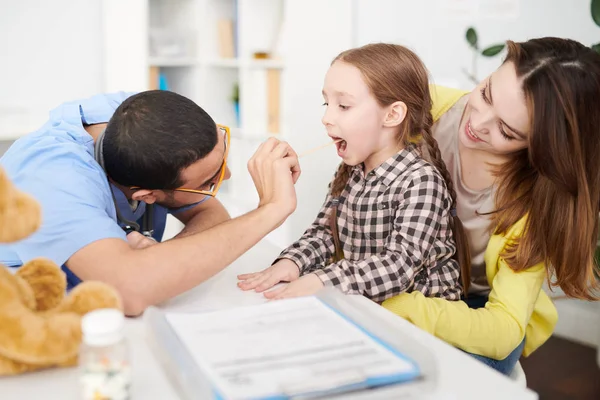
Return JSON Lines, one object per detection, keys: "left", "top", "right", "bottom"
{"left": 277, "top": 144, "right": 461, "bottom": 302}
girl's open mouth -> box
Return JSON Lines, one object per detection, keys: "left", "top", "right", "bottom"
{"left": 331, "top": 136, "right": 347, "bottom": 153}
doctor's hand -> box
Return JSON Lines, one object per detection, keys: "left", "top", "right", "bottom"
{"left": 263, "top": 273, "right": 324, "bottom": 300}
{"left": 237, "top": 258, "right": 300, "bottom": 292}
{"left": 247, "top": 138, "right": 301, "bottom": 219}
{"left": 126, "top": 231, "right": 158, "bottom": 250}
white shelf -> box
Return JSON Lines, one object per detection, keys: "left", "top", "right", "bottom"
{"left": 244, "top": 59, "right": 285, "bottom": 69}
{"left": 140, "top": 0, "right": 357, "bottom": 252}
{"left": 146, "top": 0, "right": 288, "bottom": 142}
{"left": 149, "top": 57, "right": 198, "bottom": 67}
{"left": 204, "top": 58, "right": 285, "bottom": 69}
{"left": 205, "top": 58, "right": 240, "bottom": 68}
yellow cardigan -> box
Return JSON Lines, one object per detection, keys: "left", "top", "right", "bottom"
{"left": 382, "top": 86, "right": 558, "bottom": 359}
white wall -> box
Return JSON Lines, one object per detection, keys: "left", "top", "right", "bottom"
{"left": 356, "top": 0, "right": 599, "bottom": 90}
{"left": 275, "top": 0, "right": 355, "bottom": 246}
{"left": 0, "top": 0, "right": 104, "bottom": 137}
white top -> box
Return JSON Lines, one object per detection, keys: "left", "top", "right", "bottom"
{"left": 432, "top": 95, "right": 495, "bottom": 295}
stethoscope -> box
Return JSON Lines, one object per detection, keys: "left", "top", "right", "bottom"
{"left": 94, "top": 131, "right": 155, "bottom": 238}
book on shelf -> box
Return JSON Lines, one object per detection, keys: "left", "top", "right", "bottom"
{"left": 148, "top": 67, "right": 169, "bottom": 91}
{"left": 266, "top": 69, "right": 281, "bottom": 134}
{"left": 217, "top": 19, "right": 235, "bottom": 59}
{"left": 148, "top": 66, "right": 160, "bottom": 90}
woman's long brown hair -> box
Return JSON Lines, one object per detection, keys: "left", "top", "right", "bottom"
{"left": 328, "top": 43, "right": 471, "bottom": 292}
{"left": 492, "top": 38, "right": 600, "bottom": 299}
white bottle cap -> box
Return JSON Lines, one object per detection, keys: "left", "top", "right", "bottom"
{"left": 81, "top": 308, "right": 125, "bottom": 346}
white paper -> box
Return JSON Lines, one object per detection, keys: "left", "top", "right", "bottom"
{"left": 165, "top": 297, "right": 418, "bottom": 399}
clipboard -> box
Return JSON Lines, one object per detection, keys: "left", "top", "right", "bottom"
{"left": 144, "top": 289, "right": 439, "bottom": 399}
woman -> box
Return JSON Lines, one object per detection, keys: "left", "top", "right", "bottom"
{"left": 383, "top": 37, "right": 600, "bottom": 375}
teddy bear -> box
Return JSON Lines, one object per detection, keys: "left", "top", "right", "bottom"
{"left": 0, "top": 167, "right": 122, "bottom": 376}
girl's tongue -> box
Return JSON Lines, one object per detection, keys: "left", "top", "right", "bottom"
{"left": 336, "top": 139, "right": 348, "bottom": 156}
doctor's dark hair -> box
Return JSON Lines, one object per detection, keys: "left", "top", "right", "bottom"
{"left": 103, "top": 90, "right": 218, "bottom": 190}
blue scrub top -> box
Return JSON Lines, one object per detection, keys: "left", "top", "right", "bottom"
{"left": 0, "top": 93, "right": 175, "bottom": 289}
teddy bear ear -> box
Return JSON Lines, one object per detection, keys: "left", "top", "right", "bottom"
{"left": 0, "top": 167, "right": 42, "bottom": 243}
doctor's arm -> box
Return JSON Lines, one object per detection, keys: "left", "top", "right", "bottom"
{"left": 66, "top": 139, "right": 299, "bottom": 316}
{"left": 236, "top": 188, "right": 336, "bottom": 293}
{"left": 172, "top": 197, "right": 231, "bottom": 238}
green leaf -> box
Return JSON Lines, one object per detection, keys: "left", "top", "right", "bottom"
{"left": 592, "top": 0, "right": 600, "bottom": 27}
{"left": 592, "top": 43, "right": 600, "bottom": 54}
{"left": 465, "top": 27, "right": 478, "bottom": 49}
{"left": 231, "top": 83, "right": 239, "bottom": 103}
{"left": 481, "top": 44, "right": 505, "bottom": 57}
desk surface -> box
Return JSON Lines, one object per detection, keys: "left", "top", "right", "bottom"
{"left": 0, "top": 240, "right": 538, "bottom": 400}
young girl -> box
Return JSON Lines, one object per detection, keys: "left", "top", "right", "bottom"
{"left": 383, "top": 37, "right": 600, "bottom": 375}
{"left": 238, "top": 43, "right": 470, "bottom": 303}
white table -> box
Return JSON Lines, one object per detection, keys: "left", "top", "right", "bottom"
{"left": 0, "top": 240, "right": 538, "bottom": 400}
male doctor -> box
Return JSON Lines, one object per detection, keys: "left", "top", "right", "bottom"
{"left": 0, "top": 90, "right": 300, "bottom": 315}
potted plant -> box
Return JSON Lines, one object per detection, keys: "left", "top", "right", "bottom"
{"left": 463, "top": 27, "right": 505, "bottom": 85}
{"left": 592, "top": 0, "right": 600, "bottom": 53}
{"left": 465, "top": 0, "right": 599, "bottom": 86}
{"left": 231, "top": 82, "right": 240, "bottom": 127}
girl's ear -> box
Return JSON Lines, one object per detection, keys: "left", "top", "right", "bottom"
{"left": 383, "top": 101, "right": 407, "bottom": 127}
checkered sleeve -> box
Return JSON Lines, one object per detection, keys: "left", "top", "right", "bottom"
{"left": 312, "top": 172, "right": 453, "bottom": 303}
{"left": 274, "top": 186, "right": 336, "bottom": 274}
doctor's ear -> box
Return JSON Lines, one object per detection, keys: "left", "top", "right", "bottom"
{"left": 383, "top": 101, "right": 407, "bottom": 127}
{"left": 131, "top": 189, "right": 158, "bottom": 204}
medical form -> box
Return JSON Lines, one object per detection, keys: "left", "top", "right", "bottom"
{"left": 162, "top": 296, "right": 420, "bottom": 399}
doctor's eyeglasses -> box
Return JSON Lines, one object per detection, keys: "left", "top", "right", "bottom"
{"left": 130, "top": 124, "right": 230, "bottom": 198}
{"left": 172, "top": 124, "right": 231, "bottom": 198}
